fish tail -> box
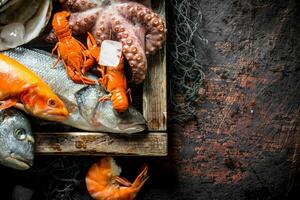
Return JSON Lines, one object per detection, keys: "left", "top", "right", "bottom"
{"left": 132, "top": 164, "right": 149, "bottom": 191}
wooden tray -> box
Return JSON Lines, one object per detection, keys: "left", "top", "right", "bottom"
{"left": 35, "top": 0, "right": 167, "bottom": 156}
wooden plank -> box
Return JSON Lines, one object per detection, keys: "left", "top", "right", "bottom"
{"left": 143, "top": 0, "right": 167, "bottom": 131}
{"left": 35, "top": 132, "right": 167, "bottom": 156}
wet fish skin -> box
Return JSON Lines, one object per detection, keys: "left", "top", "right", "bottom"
{"left": 3, "top": 47, "right": 147, "bottom": 134}
{"left": 0, "top": 108, "right": 34, "bottom": 170}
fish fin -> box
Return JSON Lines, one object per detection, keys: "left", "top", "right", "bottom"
{"left": 0, "top": 99, "right": 17, "bottom": 110}
{"left": 20, "top": 84, "right": 38, "bottom": 105}
{"left": 114, "top": 176, "right": 132, "bottom": 187}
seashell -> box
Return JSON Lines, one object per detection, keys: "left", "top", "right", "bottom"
{"left": 0, "top": 0, "right": 52, "bottom": 51}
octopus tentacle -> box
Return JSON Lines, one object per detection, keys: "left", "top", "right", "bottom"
{"left": 111, "top": 14, "right": 147, "bottom": 84}
{"left": 115, "top": 2, "right": 166, "bottom": 55}
{"left": 62, "top": 0, "right": 97, "bottom": 12}
{"left": 69, "top": 10, "right": 99, "bottom": 35}
{"left": 92, "top": 12, "right": 111, "bottom": 45}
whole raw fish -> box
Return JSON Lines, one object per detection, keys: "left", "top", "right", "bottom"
{"left": 3, "top": 47, "right": 147, "bottom": 134}
{"left": 0, "top": 108, "right": 34, "bottom": 170}
{"left": 0, "top": 53, "right": 69, "bottom": 122}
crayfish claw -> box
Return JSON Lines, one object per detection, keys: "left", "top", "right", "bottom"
{"left": 71, "top": 73, "right": 96, "bottom": 85}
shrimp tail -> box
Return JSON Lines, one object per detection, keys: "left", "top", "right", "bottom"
{"left": 132, "top": 164, "right": 149, "bottom": 191}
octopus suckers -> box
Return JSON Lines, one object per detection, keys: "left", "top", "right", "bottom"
{"left": 126, "top": 39, "right": 133, "bottom": 45}
{"left": 131, "top": 47, "right": 137, "bottom": 53}
{"left": 152, "top": 19, "right": 159, "bottom": 26}
{"left": 123, "top": 32, "right": 128, "bottom": 38}
{"left": 88, "top": 3, "right": 95, "bottom": 8}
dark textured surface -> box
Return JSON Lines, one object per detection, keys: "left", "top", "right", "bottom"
{"left": 0, "top": 0, "right": 300, "bottom": 199}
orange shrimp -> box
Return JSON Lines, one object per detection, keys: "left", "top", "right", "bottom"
{"left": 86, "top": 157, "right": 148, "bottom": 200}
{"left": 52, "top": 11, "right": 98, "bottom": 85}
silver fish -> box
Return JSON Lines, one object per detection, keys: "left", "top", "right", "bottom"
{"left": 3, "top": 47, "right": 147, "bottom": 134}
{"left": 0, "top": 108, "right": 34, "bottom": 170}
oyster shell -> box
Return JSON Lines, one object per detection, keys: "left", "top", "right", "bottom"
{"left": 0, "top": 0, "right": 52, "bottom": 51}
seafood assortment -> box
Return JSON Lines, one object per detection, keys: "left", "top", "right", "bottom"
{"left": 86, "top": 157, "right": 149, "bottom": 200}
{"left": 0, "top": 108, "right": 34, "bottom": 170}
{"left": 0, "top": 0, "right": 52, "bottom": 50}
{"left": 47, "top": 0, "right": 167, "bottom": 84}
{"left": 3, "top": 47, "right": 147, "bottom": 134}
{"left": 0, "top": 2, "right": 160, "bottom": 197}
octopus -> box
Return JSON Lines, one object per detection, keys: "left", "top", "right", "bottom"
{"left": 47, "top": 0, "right": 167, "bottom": 84}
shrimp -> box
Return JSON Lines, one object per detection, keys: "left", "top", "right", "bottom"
{"left": 85, "top": 157, "right": 149, "bottom": 200}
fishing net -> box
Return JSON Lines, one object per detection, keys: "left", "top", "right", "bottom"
{"left": 167, "top": 0, "right": 207, "bottom": 123}
{"left": 28, "top": 157, "right": 93, "bottom": 200}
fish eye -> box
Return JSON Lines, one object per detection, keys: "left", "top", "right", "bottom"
{"left": 14, "top": 128, "right": 27, "bottom": 141}
{"left": 47, "top": 98, "right": 57, "bottom": 107}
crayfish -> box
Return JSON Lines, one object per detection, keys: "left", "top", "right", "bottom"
{"left": 51, "top": 11, "right": 98, "bottom": 85}
{"left": 98, "top": 54, "right": 130, "bottom": 113}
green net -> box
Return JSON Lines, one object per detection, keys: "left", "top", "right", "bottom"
{"left": 168, "top": 0, "right": 206, "bottom": 123}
